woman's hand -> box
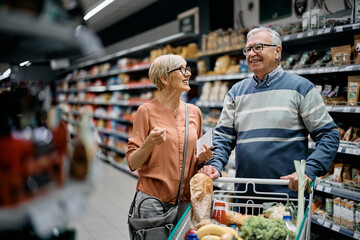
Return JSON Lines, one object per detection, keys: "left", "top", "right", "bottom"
{"left": 147, "top": 127, "right": 167, "bottom": 145}
{"left": 197, "top": 144, "right": 213, "bottom": 164}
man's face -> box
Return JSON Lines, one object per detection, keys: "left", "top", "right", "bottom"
{"left": 245, "top": 31, "right": 281, "bottom": 80}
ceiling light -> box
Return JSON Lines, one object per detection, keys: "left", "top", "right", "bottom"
{"left": 19, "top": 61, "right": 31, "bottom": 66}
{"left": 83, "top": 0, "right": 115, "bottom": 21}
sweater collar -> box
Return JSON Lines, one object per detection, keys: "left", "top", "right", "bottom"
{"left": 252, "top": 65, "right": 284, "bottom": 88}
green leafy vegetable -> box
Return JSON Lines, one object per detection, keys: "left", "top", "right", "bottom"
{"left": 240, "top": 215, "right": 296, "bottom": 240}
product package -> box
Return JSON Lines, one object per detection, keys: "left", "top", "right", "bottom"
{"left": 302, "top": 11, "right": 310, "bottom": 31}
{"left": 347, "top": 76, "right": 360, "bottom": 105}
{"left": 355, "top": 35, "right": 360, "bottom": 64}
{"left": 331, "top": 45, "right": 352, "bottom": 66}
{"left": 310, "top": 9, "right": 320, "bottom": 29}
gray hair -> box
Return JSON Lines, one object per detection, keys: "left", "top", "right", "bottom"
{"left": 247, "top": 27, "right": 282, "bottom": 62}
{"left": 148, "top": 54, "right": 185, "bottom": 90}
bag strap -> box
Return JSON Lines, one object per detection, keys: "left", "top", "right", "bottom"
{"left": 137, "top": 196, "right": 166, "bottom": 218}
{"left": 176, "top": 103, "right": 188, "bottom": 205}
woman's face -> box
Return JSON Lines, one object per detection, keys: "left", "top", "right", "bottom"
{"left": 167, "top": 61, "right": 191, "bottom": 92}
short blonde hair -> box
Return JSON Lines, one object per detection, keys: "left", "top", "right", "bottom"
{"left": 149, "top": 54, "right": 185, "bottom": 90}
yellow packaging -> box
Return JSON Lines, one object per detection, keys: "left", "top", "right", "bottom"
{"left": 347, "top": 76, "right": 360, "bottom": 106}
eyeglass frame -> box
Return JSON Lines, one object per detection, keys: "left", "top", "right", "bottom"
{"left": 243, "top": 43, "right": 278, "bottom": 56}
{"left": 167, "top": 66, "right": 191, "bottom": 76}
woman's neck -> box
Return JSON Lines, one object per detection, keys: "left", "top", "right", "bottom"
{"left": 157, "top": 91, "right": 182, "bottom": 112}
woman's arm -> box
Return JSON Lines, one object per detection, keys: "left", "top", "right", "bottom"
{"left": 128, "top": 127, "right": 166, "bottom": 170}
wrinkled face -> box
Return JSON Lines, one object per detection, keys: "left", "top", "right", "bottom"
{"left": 167, "top": 60, "right": 191, "bottom": 92}
{"left": 246, "top": 31, "right": 281, "bottom": 80}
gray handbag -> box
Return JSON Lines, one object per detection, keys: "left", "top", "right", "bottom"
{"left": 128, "top": 103, "right": 189, "bottom": 240}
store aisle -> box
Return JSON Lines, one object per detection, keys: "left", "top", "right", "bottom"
{"left": 75, "top": 160, "right": 137, "bottom": 240}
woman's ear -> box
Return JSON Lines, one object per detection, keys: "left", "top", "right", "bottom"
{"left": 160, "top": 76, "right": 168, "bottom": 85}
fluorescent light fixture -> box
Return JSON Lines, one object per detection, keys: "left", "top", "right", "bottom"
{"left": 19, "top": 61, "right": 30, "bottom": 66}
{"left": 83, "top": 0, "right": 114, "bottom": 21}
{"left": 0, "top": 68, "right": 11, "bottom": 81}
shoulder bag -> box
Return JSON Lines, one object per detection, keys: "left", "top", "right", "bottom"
{"left": 128, "top": 103, "right": 189, "bottom": 240}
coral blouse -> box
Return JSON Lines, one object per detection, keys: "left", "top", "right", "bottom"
{"left": 126, "top": 99, "right": 203, "bottom": 204}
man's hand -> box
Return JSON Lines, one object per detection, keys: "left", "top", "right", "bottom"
{"left": 148, "top": 127, "right": 166, "bottom": 145}
{"left": 196, "top": 144, "right": 213, "bottom": 165}
{"left": 198, "top": 165, "right": 220, "bottom": 180}
{"left": 280, "top": 172, "right": 312, "bottom": 192}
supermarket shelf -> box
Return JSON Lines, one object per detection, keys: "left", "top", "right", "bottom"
{"left": 195, "top": 64, "right": 360, "bottom": 82}
{"left": 282, "top": 23, "right": 360, "bottom": 43}
{"left": 92, "top": 114, "right": 133, "bottom": 124}
{"left": 197, "top": 43, "right": 246, "bottom": 57}
{"left": 58, "top": 82, "right": 156, "bottom": 93}
{"left": 196, "top": 73, "right": 252, "bottom": 82}
{"left": 74, "top": 32, "right": 199, "bottom": 69}
{"left": 309, "top": 142, "right": 360, "bottom": 156}
{"left": 326, "top": 105, "right": 360, "bottom": 113}
{"left": 66, "top": 99, "right": 147, "bottom": 107}
{"left": 311, "top": 215, "right": 360, "bottom": 239}
{"left": 314, "top": 182, "right": 360, "bottom": 202}
{"left": 196, "top": 101, "right": 223, "bottom": 108}
{"left": 98, "top": 154, "right": 138, "bottom": 178}
{"left": 96, "top": 128, "right": 130, "bottom": 140}
{"left": 97, "top": 143, "right": 126, "bottom": 156}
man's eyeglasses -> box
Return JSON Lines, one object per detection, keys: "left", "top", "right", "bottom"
{"left": 168, "top": 66, "right": 191, "bottom": 76}
{"left": 243, "top": 43, "right": 277, "bottom": 56}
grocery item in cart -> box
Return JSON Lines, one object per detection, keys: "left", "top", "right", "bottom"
{"left": 190, "top": 173, "right": 213, "bottom": 229}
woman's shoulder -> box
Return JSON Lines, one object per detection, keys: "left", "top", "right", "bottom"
{"left": 185, "top": 102, "right": 201, "bottom": 115}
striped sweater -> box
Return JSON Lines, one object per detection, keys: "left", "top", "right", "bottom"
{"left": 207, "top": 66, "right": 340, "bottom": 197}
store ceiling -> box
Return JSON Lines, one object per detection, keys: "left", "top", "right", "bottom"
{"left": 79, "top": 0, "right": 158, "bottom": 32}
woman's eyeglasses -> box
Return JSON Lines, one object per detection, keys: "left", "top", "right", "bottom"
{"left": 243, "top": 43, "right": 277, "bottom": 56}
{"left": 168, "top": 66, "right": 191, "bottom": 76}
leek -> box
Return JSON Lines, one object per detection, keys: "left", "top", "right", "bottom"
{"left": 294, "top": 159, "right": 306, "bottom": 234}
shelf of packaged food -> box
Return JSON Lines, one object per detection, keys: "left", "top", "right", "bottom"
{"left": 65, "top": 99, "right": 147, "bottom": 107}
{"left": 96, "top": 128, "right": 130, "bottom": 140}
{"left": 196, "top": 101, "right": 223, "bottom": 108}
{"left": 98, "top": 153, "right": 138, "bottom": 178}
{"left": 197, "top": 43, "right": 246, "bottom": 57}
{"left": 195, "top": 64, "right": 360, "bottom": 82}
{"left": 70, "top": 64, "right": 152, "bottom": 82}
{"left": 0, "top": 179, "right": 93, "bottom": 235}
{"left": 314, "top": 181, "right": 360, "bottom": 202}
{"left": 92, "top": 114, "right": 132, "bottom": 124}
{"left": 282, "top": 23, "right": 360, "bottom": 43}
{"left": 58, "top": 82, "right": 156, "bottom": 93}
{"left": 309, "top": 141, "right": 360, "bottom": 156}
{"left": 73, "top": 32, "right": 199, "bottom": 69}
{"left": 311, "top": 215, "right": 360, "bottom": 239}
{"left": 196, "top": 73, "right": 252, "bottom": 82}
{"left": 97, "top": 143, "right": 126, "bottom": 156}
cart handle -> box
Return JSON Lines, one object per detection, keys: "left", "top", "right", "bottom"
{"left": 214, "top": 177, "right": 289, "bottom": 185}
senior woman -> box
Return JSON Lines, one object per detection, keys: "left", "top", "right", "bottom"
{"left": 126, "top": 54, "right": 212, "bottom": 238}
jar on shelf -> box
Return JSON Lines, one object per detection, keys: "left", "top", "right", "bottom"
{"left": 212, "top": 200, "right": 227, "bottom": 224}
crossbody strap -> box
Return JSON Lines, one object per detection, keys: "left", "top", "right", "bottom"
{"left": 176, "top": 103, "right": 188, "bottom": 205}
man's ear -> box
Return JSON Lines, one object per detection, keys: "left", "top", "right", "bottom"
{"left": 275, "top": 45, "right": 282, "bottom": 60}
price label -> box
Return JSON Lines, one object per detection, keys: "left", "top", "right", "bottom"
{"left": 326, "top": 106, "right": 332, "bottom": 111}
{"left": 331, "top": 224, "right": 340, "bottom": 232}
{"left": 283, "top": 35, "right": 290, "bottom": 41}
{"left": 317, "top": 218, "right": 324, "bottom": 225}
{"left": 354, "top": 232, "right": 360, "bottom": 240}
{"left": 353, "top": 149, "right": 360, "bottom": 156}
{"left": 343, "top": 107, "right": 351, "bottom": 112}
{"left": 338, "top": 147, "right": 344, "bottom": 153}
{"left": 297, "top": 33, "right": 304, "bottom": 39}
{"left": 335, "top": 26, "right": 343, "bottom": 32}
{"left": 324, "top": 221, "right": 331, "bottom": 228}
{"left": 353, "top": 24, "right": 360, "bottom": 30}
{"left": 317, "top": 29, "right": 324, "bottom": 35}
{"left": 345, "top": 148, "right": 354, "bottom": 155}
{"left": 324, "top": 186, "right": 332, "bottom": 193}
{"left": 308, "top": 31, "right": 314, "bottom": 37}
{"left": 316, "top": 184, "right": 324, "bottom": 191}
{"left": 324, "top": 28, "right": 331, "bottom": 34}
{"left": 310, "top": 68, "right": 317, "bottom": 74}
{"left": 356, "top": 107, "right": 360, "bottom": 113}
{"left": 318, "top": 68, "right": 325, "bottom": 73}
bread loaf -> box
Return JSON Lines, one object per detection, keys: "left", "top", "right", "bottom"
{"left": 190, "top": 173, "right": 213, "bottom": 229}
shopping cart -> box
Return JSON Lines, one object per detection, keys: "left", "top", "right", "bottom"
{"left": 168, "top": 177, "right": 313, "bottom": 240}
